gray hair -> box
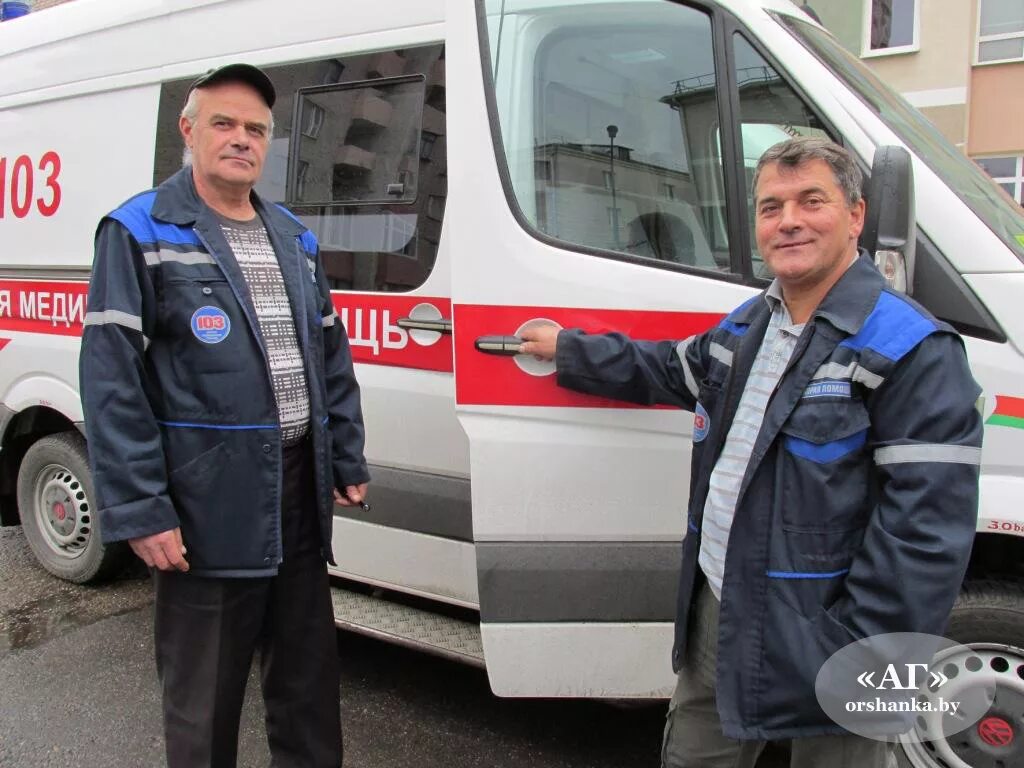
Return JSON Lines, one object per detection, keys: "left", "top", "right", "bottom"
{"left": 179, "top": 86, "right": 274, "bottom": 165}
{"left": 752, "top": 136, "right": 862, "bottom": 207}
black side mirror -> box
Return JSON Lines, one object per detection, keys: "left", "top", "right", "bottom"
{"left": 860, "top": 145, "right": 916, "bottom": 294}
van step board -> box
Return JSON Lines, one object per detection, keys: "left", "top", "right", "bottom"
{"left": 330, "top": 586, "right": 485, "bottom": 667}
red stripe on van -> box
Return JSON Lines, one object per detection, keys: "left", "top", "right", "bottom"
{"left": 453, "top": 304, "right": 722, "bottom": 407}
{"left": 0, "top": 338, "right": 9, "bottom": 352}
{"left": 331, "top": 293, "right": 454, "bottom": 373}
{"left": 0, "top": 280, "right": 88, "bottom": 337}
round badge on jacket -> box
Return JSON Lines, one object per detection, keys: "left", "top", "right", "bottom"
{"left": 190, "top": 306, "right": 231, "bottom": 344}
{"left": 693, "top": 402, "right": 710, "bottom": 442}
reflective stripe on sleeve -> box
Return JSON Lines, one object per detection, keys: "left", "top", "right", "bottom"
{"left": 813, "top": 360, "right": 884, "bottom": 390}
{"left": 83, "top": 310, "right": 150, "bottom": 348}
{"left": 709, "top": 342, "right": 733, "bottom": 368}
{"left": 874, "top": 444, "right": 982, "bottom": 466}
{"left": 674, "top": 337, "right": 699, "bottom": 399}
{"left": 321, "top": 310, "right": 338, "bottom": 328}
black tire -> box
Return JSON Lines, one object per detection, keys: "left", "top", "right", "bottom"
{"left": 16, "top": 430, "right": 127, "bottom": 583}
{"left": 898, "top": 580, "right": 1024, "bottom": 768}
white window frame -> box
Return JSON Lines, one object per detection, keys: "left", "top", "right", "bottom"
{"left": 975, "top": 0, "right": 1024, "bottom": 65}
{"left": 976, "top": 155, "right": 1024, "bottom": 204}
{"left": 861, "top": 0, "right": 921, "bottom": 58}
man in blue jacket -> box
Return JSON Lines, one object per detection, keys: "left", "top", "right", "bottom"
{"left": 80, "top": 64, "right": 369, "bottom": 767}
{"left": 521, "top": 137, "right": 981, "bottom": 767}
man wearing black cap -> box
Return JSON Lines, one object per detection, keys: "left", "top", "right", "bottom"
{"left": 80, "top": 63, "right": 369, "bottom": 767}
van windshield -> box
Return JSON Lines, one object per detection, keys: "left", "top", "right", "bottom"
{"left": 777, "top": 14, "right": 1024, "bottom": 265}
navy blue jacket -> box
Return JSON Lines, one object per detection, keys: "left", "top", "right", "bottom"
{"left": 556, "top": 253, "right": 982, "bottom": 739}
{"left": 80, "top": 167, "right": 369, "bottom": 577}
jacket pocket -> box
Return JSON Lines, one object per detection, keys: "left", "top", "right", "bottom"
{"left": 159, "top": 276, "right": 246, "bottom": 374}
{"left": 778, "top": 400, "right": 871, "bottom": 534}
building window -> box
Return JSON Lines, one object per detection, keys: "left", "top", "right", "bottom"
{"left": 978, "top": 0, "right": 1024, "bottom": 63}
{"left": 975, "top": 155, "right": 1024, "bottom": 205}
{"left": 602, "top": 170, "right": 613, "bottom": 190}
{"left": 865, "top": 0, "right": 919, "bottom": 55}
{"left": 661, "top": 183, "right": 676, "bottom": 200}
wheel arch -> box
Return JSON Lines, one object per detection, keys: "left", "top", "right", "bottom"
{"left": 966, "top": 531, "right": 1024, "bottom": 585}
{"left": 0, "top": 405, "right": 80, "bottom": 525}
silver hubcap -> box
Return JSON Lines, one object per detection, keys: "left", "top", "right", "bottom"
{"left": 33, "top": 463, "right": 91, "bottom": 559}
{"left": 900, "top": 643, "right": 1024, "bottom": 768}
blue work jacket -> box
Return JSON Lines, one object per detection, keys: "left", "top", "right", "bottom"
{"left": 556, "top": 253, "right": 982, "bottom": 739}
{"left": 80, "top": 168, "right": 369, "bottom": 577}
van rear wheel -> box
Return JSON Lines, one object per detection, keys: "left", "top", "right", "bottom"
{"left": 16, "top": 431, "right": 126, "bottom": 583}
{"left": 898, "top": 580, "right": 1024, "bottom": 768}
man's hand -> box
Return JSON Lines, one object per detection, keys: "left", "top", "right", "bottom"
{"left": 519, "top": 326, "right": 559, "bottom": 361}
{"left": 129, "top": 528, "right": 189, "bottom": 572}
{"left": 334, "top": 483, "right": 370, "bottom": 508}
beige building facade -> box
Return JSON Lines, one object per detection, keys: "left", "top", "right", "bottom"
{"left": 809, "top": 0, "right": 1024, "bottom": 204}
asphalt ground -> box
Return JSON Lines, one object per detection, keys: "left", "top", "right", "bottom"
{"left": 0, "top": 527, "right": 788, "bottom": 767}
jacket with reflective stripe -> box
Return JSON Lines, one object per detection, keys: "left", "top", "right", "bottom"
{"left": 555, "top": 252, "right": 982, "bottom": 739}
{"left": 80, "top": 167, "right": 369, "bottom": 576}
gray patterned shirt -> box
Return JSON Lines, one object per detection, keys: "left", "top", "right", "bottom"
{"left": 698, "top": 280, "right": 804, "bottom": 599}
{"left": 218, "top": 213, "right": 310, "bottom": 445}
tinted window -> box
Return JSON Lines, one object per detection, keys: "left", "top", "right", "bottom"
{"left": 153, "top": 45, "right": 447, "bottom": 292}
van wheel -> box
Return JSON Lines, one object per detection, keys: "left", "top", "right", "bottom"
{"left": 16, "top": 431, "right": 126, "bottom": 583}
{"left": 898, "top": 581, "right": 1024, "bottom": 768}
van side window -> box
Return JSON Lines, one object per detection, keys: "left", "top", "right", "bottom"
{"left": 483, "top": 0, "right": 731, "bottom": 275}
{"left": 730, "top": 34, "right": 831, "bottom": 278}
{"left": 153, "top": 45, "right": 446, "bottom": 292}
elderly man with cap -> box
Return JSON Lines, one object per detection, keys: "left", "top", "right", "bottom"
{"left": 80, "top": 63, "right": 369, "bottom": 767}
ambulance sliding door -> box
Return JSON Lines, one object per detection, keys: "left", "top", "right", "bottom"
{"left": 447, "top": 0, "right": 758, "bottom": 697}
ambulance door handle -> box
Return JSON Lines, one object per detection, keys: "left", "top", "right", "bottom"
{"left": 396, "top": 317, "right": 452, "bottom": 334}
{"left": 475, "top": 335, "right": 524, "bottom": 355}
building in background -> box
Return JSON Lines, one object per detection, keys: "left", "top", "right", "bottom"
{"left": 808, "top": 0, "right": 1024, "bottom": 205}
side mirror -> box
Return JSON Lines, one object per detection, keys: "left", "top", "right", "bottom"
{"left": 860, "top": 146, "right": 916, "bottom": 294}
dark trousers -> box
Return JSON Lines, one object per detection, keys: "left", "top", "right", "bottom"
{"left": 153, "top": 440, "right": 342, "bottom": 768}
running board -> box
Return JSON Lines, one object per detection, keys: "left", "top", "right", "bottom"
{"left": 330, "top": 586, "right": 485, "bottom": 668}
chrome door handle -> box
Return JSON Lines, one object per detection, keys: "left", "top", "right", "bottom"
{"left": 475, "top": 335, "right": 524, "bottom": 355}
{"left": 396, "top": 317, "right": 453, "bottom": 334}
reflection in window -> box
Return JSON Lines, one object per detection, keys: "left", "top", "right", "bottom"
{"left": 301, "top": 102, "right": 325, "bottom": 139}
{"left": 293, "top": 79, "right": 424, "bottom": 205}
{"left": 732, "top": 34, "right": 830, "bottom": 276}
{"left": 153, "top": 45, "right": 448, "bottom": 293}
{"left": 484, "top": 0, "right": 730, "bottom": 273}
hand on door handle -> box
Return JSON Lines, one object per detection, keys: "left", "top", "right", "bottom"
{"left": 517, "top": 324, "right": 559, "bottom": 361}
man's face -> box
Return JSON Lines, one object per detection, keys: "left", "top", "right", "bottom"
{"left": 754, "top": 158, "right": 865, "bottom": 289}
{"left": 179, "top": 82, "right": 271, "bottom": 191}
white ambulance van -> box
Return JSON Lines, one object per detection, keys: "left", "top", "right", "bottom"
{"left": 2, "top": 1, "right": 1023, "bottom": 763}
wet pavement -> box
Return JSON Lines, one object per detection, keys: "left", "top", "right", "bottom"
{"left": 0, "top": 526, "right": 786, "bottom": 767}
{"left": 0, "top": 526, "right": 668, "bottom": 767}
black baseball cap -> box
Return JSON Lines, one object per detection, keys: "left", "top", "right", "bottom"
{"left": 187, "top": 63, "right": 276, "bottom": 108}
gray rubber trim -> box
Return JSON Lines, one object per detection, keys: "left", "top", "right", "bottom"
{"left": 333, "top": 465, "right": 472, "bottom": 541}
{"left": 477, "top": 542, "right": 680, "bottom": 622}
